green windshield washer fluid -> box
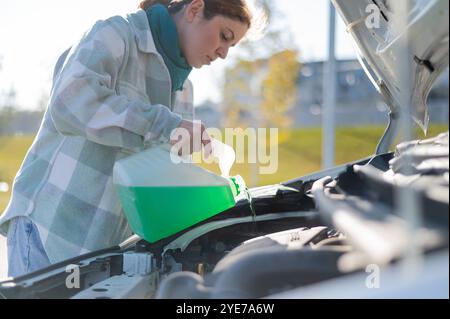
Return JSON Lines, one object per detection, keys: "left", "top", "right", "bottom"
{"left": 113, "top": 145, "right": 242, "bottom": 243}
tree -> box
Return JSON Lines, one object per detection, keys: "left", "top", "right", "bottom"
{"left": 0, "top": 86, "right": 17, "bottom": 136}
{"left": 37, "top": 91, "right": 50, "bottom": 114}
{"left": 220, "top": 1, "right": 301, "bottom": 186}
{"left": 260, "top": 50, "right": 300, "bottom": 130}
{"left": 223, "top": 59, "right": 265, "bottom": 128}
{"left": 222, "top": 0, "right": 301, "bottom": 134}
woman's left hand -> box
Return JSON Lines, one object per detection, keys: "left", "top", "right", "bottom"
{"left": 170, "top": 119, "right": 212, "bottom": 157}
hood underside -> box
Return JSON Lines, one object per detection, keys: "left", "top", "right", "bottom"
{"left": 332, "top": 0, "right": 449, "bottom": 133}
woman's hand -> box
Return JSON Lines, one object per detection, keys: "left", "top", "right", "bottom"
{"left": 170, "top": 119, "right": 212, "bottom": 157}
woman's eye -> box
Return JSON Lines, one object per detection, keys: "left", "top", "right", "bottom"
{"left": 221, "top": 34, "right": 228, "bottom": 41}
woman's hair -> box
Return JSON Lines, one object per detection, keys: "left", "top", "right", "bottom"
{"left": 138, "top": 0, "right": 263, "bottom": 31}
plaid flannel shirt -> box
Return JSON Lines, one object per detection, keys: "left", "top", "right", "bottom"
{"left": 0, "top": 9, "right": 194, "bottom": 264}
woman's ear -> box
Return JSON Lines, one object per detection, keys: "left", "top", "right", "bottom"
{"left": 185, "top": 0, "right": 205, "bottom": 22}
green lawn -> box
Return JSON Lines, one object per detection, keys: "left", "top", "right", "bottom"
{"left": 0, "top": 124, "right": 448, "bottom": 214}
{"left": 0, "top": 135, "right": 35, "bottom": 214}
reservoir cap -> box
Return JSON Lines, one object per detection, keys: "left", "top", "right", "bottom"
{"left": 229, "top": 175, "right": 246, "bottom": 197}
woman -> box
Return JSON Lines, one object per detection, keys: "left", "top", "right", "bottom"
{"left": 0, "top": 0, "right": 259, "bottom": 277}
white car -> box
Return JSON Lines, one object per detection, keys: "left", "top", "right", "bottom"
{"left": 0, "top": 0, "right": 448, "bottom": 299}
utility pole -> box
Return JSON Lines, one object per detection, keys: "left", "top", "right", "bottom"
{"left": 322, "top": 1, "right": 337, "bottom": 169}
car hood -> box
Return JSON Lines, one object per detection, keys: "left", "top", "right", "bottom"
{"left": 332, "top": 0, "right": 449, "bottom": 133}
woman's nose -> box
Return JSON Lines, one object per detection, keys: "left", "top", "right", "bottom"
{"left": 216, "top": 46, "right": 229, "bottom": 60}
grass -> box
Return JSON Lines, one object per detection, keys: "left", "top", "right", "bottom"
{"left": 0, "top": 124, "right": 448, "bottom": 214}
{"left": 197, "top": 124, "right": 448, "bottom": 186}
{"left": 0, "top": 135, "right": 35, "bottom": 214}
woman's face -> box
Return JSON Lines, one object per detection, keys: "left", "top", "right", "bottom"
{"left": 177, "top": 1, "right": 249, "bottom": 68}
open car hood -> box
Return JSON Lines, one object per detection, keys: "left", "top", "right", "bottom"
{"left": 332, "top": 0, "right": 449, "bottom": 132}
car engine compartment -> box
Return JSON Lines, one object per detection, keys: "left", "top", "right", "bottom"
{"left": 0, "top": 131, "right": 448, "bottom": 299}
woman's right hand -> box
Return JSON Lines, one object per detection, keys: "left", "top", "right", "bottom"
{"left": 170, "top": 119, "right": 212, "bottom": 157}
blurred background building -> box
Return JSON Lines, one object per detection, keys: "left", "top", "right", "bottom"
{"left": 195, "top": 62, "right": 449, "bottom": 129}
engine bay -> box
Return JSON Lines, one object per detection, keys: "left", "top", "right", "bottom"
{"left": 0, "top": 132, "right": 447, "bottom": 299}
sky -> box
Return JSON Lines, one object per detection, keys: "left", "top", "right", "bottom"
{"left": 0, "top": 0, "right": 356, "bottom": 111}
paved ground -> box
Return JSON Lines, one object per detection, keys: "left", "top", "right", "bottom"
{"left": 0, "top": 234, "right": 7, "bottom": 279}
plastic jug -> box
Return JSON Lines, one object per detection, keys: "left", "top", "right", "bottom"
{"left": 113, "top": 144, "right": 244, "bottom": 243}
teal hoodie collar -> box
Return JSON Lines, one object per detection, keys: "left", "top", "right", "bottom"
{"left": 145, "top": 4, "right": 192, "bottom": 92}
